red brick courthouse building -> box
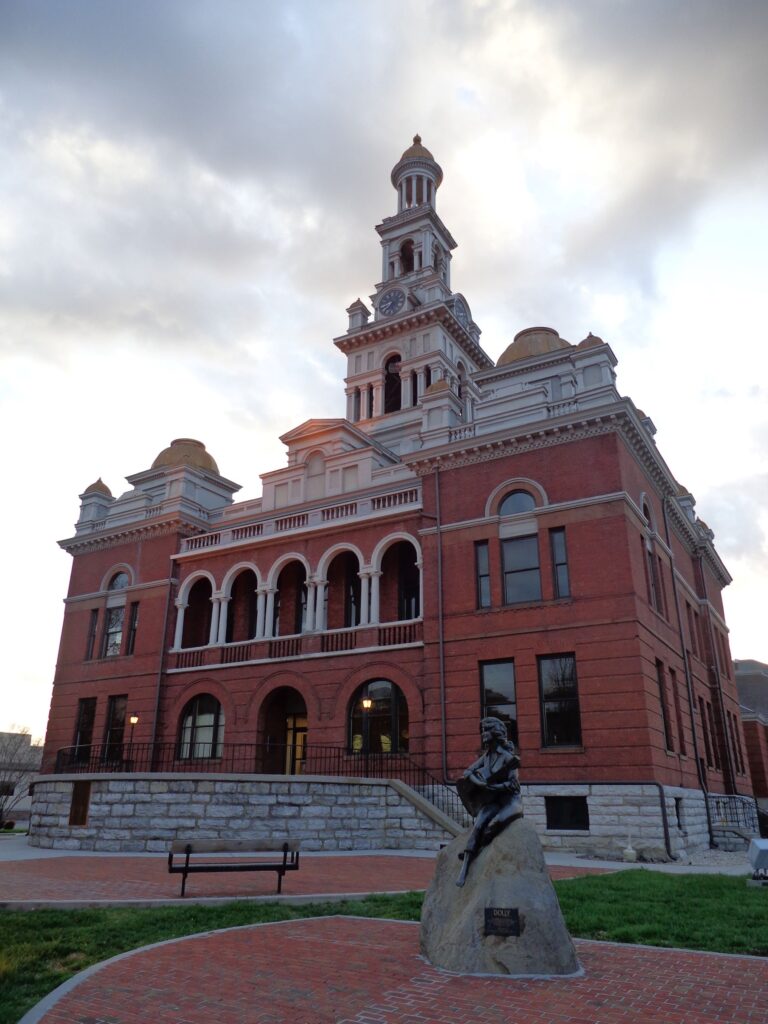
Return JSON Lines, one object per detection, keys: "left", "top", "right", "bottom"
{"left": 34, "top": 138, "right": 757, "bottom": 858}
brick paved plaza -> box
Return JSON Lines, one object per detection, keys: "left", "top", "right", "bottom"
{"left": 22, "top": 916, "right": 768, "bottom": 1024}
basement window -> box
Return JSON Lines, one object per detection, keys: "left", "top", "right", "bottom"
{"left": 545, "top": 795, "right": 589, "bottom": 831}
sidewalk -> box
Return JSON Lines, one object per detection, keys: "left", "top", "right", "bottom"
{"left": 20, "top": 916, "right": 768, "bottom": 1024}
{"left": 0, "top": 837, "right": 610, "bottom": 908}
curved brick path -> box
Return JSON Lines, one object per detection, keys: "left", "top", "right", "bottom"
{"left": 0, "top": 853, "right": 605, "bottom": 905}
{"left": 23, "top": 916, "right": 768, "bottom": 1024}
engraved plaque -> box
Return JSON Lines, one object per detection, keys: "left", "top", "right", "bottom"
{"left": 484, "top": 907, "right": 520, "bottom": 937}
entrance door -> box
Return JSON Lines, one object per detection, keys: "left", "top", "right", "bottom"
{"left": 285, "top": 713, "right": 307, "bottom": 774}
{"left": 259, "top": 687, "right": 308, "bottom": 775}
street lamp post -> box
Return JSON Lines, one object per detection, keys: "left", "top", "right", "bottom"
{"left": 128, "top": 714, "right": 139, "bottom": 770}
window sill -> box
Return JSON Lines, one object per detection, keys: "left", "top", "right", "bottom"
{"left": 544, "top": 828, "right": 590, "bottom": 835}
{"left": 539, "top": 746, "right": 585, "bottom": 754}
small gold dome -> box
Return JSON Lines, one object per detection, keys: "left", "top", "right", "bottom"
{"left": 400, "top": 134, "right": 435, "bottom": 162}
{"left": 578, "top": 332, "right": 604, "bottom": 349}
{"left": 83, "top": 477, "right": 112, "bottom": 497}
{"left": 151, "top": 438, "right": 219, "bottom": 474}
{"left": 496, "top": 327, "right": 571, "bottom": 366}
{"left": 391, "top": 134, "right": 443, "bottom": 188}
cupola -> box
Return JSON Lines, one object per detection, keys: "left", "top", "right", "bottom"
{"left": 390, "top": 135, "right": 444, "bottom": 213}
{"left": 151, "top": 438, "right": 220, "bottom": 474}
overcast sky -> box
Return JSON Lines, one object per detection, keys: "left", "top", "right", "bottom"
{"left": 1, "top": 0, "right": 766, "bottom": 737}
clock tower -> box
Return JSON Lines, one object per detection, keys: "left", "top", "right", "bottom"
{"left": 335, "top": 136, "right": 492, "bottom": 454}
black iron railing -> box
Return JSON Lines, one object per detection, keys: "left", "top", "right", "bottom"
{"left": 708, "top": 793, "right": 759, "bottom": 832}
{"left": 53, "top": 741, "right": 468, "bottom": 825}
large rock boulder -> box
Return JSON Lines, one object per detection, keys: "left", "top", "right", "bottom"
{"left": 420, "top": 817, "right": 580, "bottom": 976}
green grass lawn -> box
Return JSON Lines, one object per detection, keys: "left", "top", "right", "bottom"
{"left": 1, "top": 873, "right": 765, "bottom": 1024}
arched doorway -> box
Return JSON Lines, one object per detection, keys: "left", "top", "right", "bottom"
{"left": 259, "top": 687, "right": 307, "bottom": 775}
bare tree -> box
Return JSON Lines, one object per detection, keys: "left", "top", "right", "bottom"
{"left": 0, "top": 728, "right": 43, "bottom": 826}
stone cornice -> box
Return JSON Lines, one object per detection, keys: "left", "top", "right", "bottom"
{"left": 334, "top": 302, "right": 493, "bottom": 369}
{"left": 59, "top": 518, "right": 203, "bottom": 555}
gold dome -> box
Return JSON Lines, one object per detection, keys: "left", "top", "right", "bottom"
{"left": 391, "top": 134, "right": 443, "bottom": 188}
{"left": 83, "top": 477, "right": 112, "bottom": 497}
{"left": 578, "top": 332, "right": 604, "bottom": 349}
{"left": 400, "top": 134, "right": 435, "bottom": 162}
{"left": 151, "top": 438, "right": 219, "bottom": 474}
{"left": 496, "top": 327, "right": 571, "bottom": 366}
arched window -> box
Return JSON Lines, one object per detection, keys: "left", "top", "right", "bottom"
{"left": 499, "top": 490, "right": 536, "bottom": 516}
{"left": 400, "top": 239, "right": 414, "bottom": 274}
{"left": 108, "top": 571, "right": 129, "bottom": 591}
{"left": 348, "top": 680, "right": 409, "bottom": 755}
{"left": 384, "top": 354, "right": 402, "bottom": 413}
{"left": 178, "top": 694, "right": 225, "bottom": 759}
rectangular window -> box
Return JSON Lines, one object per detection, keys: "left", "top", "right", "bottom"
{"left": 85, "top": 609, "right": 99, "bottom": 660}
{"left": 475, "top": 541, "right": 491, "bottom": 609}
{"left": 69, "top": 781, "right": 91, "bottom": 827}
{"left": 72, "top": 697, "right": 97, "bottom": 764}
{"left": 655, "top": 659, "right": 674, "bottom": 751}
{"left": 101, "top": 606, "right": 125, "bottom": 658}
{"left": 699, "top": 696, "right": 713, "bottom": 767}
{"left": 670, "top": 668, "right": 686, "bottom": 754}
{"left": 727, "top": 712, "right": 746, "bottom": 775}
{"left": 502, "top": 535, "right": 541, "bottom": 604}
{"left": 538, "top": 654, "right": 582, "bottom": 746}
{"left": 125, "top": 602, "right": 139, "bottom": 655}
{"left": 685, "top": 602, "right": 699, "bottom": 658}
{"left": 480, "top": 660, "right": 517, "bottom": 745}
{"left": 706, "top": 701, "right": 722, "bottom": 770}
{"left": 549, "top": 528, "right": 570, "bottom": 599}
{"left": 102, "top": 694, "right": 127, "bottom": 763}
{"left": 545, "top": 795, "right": 589, "bottom": 831}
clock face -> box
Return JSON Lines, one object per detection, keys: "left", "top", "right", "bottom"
{"left": 379, "top": 288, "right": 406, "bottom": 317}
{"left": 455, "top": 299, "right": 469, "bottom": 328}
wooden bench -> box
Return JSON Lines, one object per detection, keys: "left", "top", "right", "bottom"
{"left": 167, "top": 839, "right": 300, "bottom": 897}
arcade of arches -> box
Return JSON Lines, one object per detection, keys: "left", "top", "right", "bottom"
{"left": 176, "top": 540, "right": 421, "bottom": 649}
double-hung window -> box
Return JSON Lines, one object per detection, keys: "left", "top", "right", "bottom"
{"left": 538, "top": 654, "right": 582, "bottom": 746}
{"left": 502, "top": 536, "right": 541, "bottom": 604}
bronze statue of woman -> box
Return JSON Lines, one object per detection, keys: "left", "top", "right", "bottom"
{"left": 455, "top": 716, "right": 523, "bottom": 887}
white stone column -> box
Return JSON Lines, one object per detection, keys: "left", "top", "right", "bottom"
{"left": 416, "top": 559, "right": 424, "bottom": 619}
{"left": 264, "top": 588, "right": 276, "bottom": 638}
{"left": 416, "top": 368, "right": 425, "bottom": 399}
{"left": 173, "top": 600, "right": 187, "bottom": 649}
{"left": 369, "top": 570, "right": 382, "bottom": 624}
{"left": 209, "top": 596, "right": 221, "bottom": 646}
{"left": 217, "top": 596, "right": 230, "bottom": 645}
{"left": 373, "top": 382, "right": 383, "bottom": 417}
{"left": 359, "top": 572, "right": 370, "bottom": 626}
{"left": 400, "top": 372, "right": 411, "bottom": 408}
{"left": 345, "top": 389, "right": 355, "bottom": 420}
{"left": 305, "top": 580, "right": 317, "bottom": 632}
{"left": 255, "top": 588, "right": 267, "bottom": 639}
{"left": 314, "top": 578, "right": 328, "bottom": 631}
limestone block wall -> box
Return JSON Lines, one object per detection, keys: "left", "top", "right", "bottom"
{"left": 29, "top": 774, "right": 456, "bottom": 853}
{"left": 523, "top": 783, "right": 710, "bottom": 860}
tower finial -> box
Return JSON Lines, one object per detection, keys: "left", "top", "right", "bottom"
{"left": 413, "top": 133, "right": 421, "bottom": 144}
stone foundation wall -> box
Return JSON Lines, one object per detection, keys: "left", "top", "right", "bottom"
{"left": 29, "top": 774, "right": 456, "bottom": 853}
{"left": 30, "top": 774, "right": 713, "bottom": 860}
{"left": 522, "top": 784, "right": 710, "bottom": 860}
